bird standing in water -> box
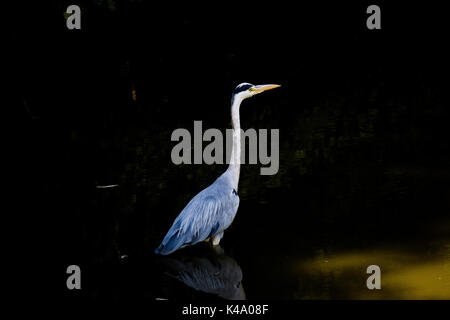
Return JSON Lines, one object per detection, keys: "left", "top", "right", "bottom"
{"left": 155, "top": 83, "right": 280, "bottom": 255}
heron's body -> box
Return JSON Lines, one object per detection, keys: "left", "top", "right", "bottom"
{"left": 155, "top": 171, "right": 239, "bottom": 255}
{"left": 155, "top": 83, "right": 279, "bottom": 255}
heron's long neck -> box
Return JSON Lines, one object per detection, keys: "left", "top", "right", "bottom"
{"left": 227, "top": 96, "right": 242, "bottom": 190}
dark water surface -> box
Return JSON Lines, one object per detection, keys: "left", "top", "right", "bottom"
{"left": 19, "top": 2, "right": 449, "bottom": 301}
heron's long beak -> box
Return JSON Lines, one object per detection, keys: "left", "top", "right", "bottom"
{"left": 251, "top": 84, "right": 281, "bottom": 94}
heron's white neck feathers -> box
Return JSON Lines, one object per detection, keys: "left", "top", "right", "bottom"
{"left": 226, "top": 95, "right": 242, "bottom": 190}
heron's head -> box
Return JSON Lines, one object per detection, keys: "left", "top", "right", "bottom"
{"left": 233, "top": 82, "right": 281, "bottom": 101}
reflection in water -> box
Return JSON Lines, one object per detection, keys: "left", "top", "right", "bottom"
{"left": 159, "top": 246, "right": 246, "bottom": 300}
{"left": 293, "top": 241, "right": 450, "bottom": 299}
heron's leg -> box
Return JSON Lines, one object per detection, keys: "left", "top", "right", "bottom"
{"left": 212, "top": 232, "right": 224, "bottom": 246}
{"left": 212, "top": 245, "right": 224, "bottom": 255}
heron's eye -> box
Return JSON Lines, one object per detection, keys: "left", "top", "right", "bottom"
{"left": 249, "top": 87, "right": 256, "bottom": 92}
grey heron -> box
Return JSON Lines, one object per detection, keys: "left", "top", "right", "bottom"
{"left": 155, "top": 83, "right": 280, "bottom": 255}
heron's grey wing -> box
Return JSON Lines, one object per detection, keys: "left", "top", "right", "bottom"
{"left": 155, "top": 187, "right": 239, "bottom": 255}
